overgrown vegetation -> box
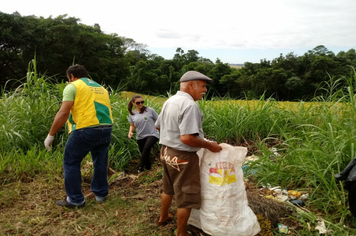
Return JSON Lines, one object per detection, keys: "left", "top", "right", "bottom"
{"left": 2, "top": 12, "right": 356, "bottom": 101}
{"left": 1, "top": 62, "right": 356, "bottom": 235}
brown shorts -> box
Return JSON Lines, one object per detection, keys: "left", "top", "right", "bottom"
{"left": 160, "top": 145, "right": 201, "bottom": 209}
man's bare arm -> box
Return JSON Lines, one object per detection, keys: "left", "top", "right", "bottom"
{"left": 180, "top": 134, "right": 222, "bottom": 152}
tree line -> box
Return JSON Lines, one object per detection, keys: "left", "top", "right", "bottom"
{"left": 1, "top": 12, "right": 356, "bottom": 101}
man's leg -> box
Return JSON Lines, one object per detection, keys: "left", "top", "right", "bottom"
{"left": 176, "top": 208, "right": 191, "bottom": 236}
{"left": 158, "top": 192, "right": 173, "bottom": 223}
{"left": 90, "top": 127, "right": 112, "bottom": 200}
{"left": 63, "top": 130, "right": 89, "bottom": 205}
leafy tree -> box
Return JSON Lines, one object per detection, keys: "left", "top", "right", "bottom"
{"left": 295, "top": 46, "right": 337, "bottom": 99}
{"left": 336, "top": 49, "right": 356, "bottom": 77}
{"left": 220, "top": 68, "right": 242, "bottom": 98}
{"left": 181, "top": 61, "right": 214, "bottom": 75}
{"left": 2, "top": 12, "right": 356, "bottom": 101}
{"left": 0, "top": 12, "right": 39, "bottom": 86}
{"left": 312, "top": 45, "right": 334, "bottom": 56}
{"left": 285, "top": 76, "right": 303, "bottom": 100}
{"left": 185, "top": 49, "right": 199, "bottom": 63}
{"left": 0, "top": 12, "right": 129, "bottom": 89}
{"left": 172, "top": 47, "right": 186, "bottom": 69}
{"left": 208, "top": 59, "right": 232, "bottom": 96}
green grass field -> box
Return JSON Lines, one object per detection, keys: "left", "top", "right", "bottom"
{"left": 1, "top": 60, "right": 356, "bottom": 235}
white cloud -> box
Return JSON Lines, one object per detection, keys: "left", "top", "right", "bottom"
{"left": 2, "top": 0, "right": 356, "bottom": 63}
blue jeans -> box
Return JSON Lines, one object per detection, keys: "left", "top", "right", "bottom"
{"left": 63, "top": 126, "right": 112, "bottom": 205}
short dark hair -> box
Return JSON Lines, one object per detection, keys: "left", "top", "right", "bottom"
{"left": 66, "top": 65, "right": 88, "bottom": 78}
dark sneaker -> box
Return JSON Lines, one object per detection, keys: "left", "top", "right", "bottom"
{"left": 56, "top": 200, "right": 85, "bottom": 209}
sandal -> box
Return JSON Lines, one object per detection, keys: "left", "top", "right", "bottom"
{"left": 156, "top": 213, "right": 174, "bottom": 226}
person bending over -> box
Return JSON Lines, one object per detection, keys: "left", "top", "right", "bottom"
{"left": 44, "top": 65, "right": 113, "bottom": 208}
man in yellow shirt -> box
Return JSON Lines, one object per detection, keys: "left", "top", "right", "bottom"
{"left": 44, "top": 65, "right": 113, "bottom": 208}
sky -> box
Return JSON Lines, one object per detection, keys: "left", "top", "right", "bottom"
{"left": 2, "top": 0, "right": 356, "bottom": 64}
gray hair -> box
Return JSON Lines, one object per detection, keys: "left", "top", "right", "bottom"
{"left": 180, "top": 81, "right": 198, "bottom": 90}
{"left": 180, "top": 81, "right": 189, "bottom": 90}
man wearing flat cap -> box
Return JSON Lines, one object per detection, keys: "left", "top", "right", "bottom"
{"left": 155, "top": 71, "right": 222, "bottom": 236}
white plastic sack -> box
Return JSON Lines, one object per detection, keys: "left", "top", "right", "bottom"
{"left": 188, "top": 143, "right": 261, "bottom": 236}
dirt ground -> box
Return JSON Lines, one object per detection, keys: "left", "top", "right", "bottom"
{"left": 0, "top": 156, "right": 300, "bottom": 236}
{"left": 118, "top": 156, "right": 298, "bottom": 235}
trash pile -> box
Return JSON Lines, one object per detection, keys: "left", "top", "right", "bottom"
{"left": 243, "top": 149, "right": 332, "bottom": 235}
{"left": 263, "top": 185, "right": 308, "bottom": 207}
{"left": 245, "top": 185, "right": 294, "bottom": 235}
{"left": 260, "top": 186, "right": 308, "bottom": 234}
{"left": 243, "top": 150, "right": 309, "bottom": 209}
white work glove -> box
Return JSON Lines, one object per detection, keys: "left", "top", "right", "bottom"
{"left": 44, "top": 134, "right": 55, "bottom": 151}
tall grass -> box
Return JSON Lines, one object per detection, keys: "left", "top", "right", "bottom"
{"left": 0, "top": 145, "right": 63, "bottom": 183}
{"left": 2, "top": 60, "right": 356, "bottom": 233}
{"left": 200, "top": 72, "right": 356, "bottom": 233}
{"left": 0, "top": 59, "right": 63, "bottom": 152}
{"left": 202, "top": 98, "right": 283, "bottom": 143}
{"left": 246, "top": 73, "right": 356, "bottom": 232}
{"left": 109, "top": 97, "right": 140, "bottom": 170}
{"left": 0, "top": 60, "right": 142, "bottom": 178}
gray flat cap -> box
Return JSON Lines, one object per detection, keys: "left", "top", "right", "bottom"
{"left": 180, "top": 71, "right": 213, "bottom": 82}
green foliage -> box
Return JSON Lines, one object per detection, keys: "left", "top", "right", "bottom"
{"left": 137, "top": 167, "right": 163, "bottom": 185}
{"left": 0, "top": 59, "right": 62, "bottom": 152}
{"left": 0, "top": 59, "right": 141, "bottom": 179}
{"left": 0, "top": 12, "right": 129, "bottom": 89}
{"left": 202, "top": 98, "right": 283, "bottom": 143}
{"left": 2, "top": 10, "right": 356, "bottom": 101}
{"left": 0, "top": 145, "right": 63, "bottom": 183}
{"left": 250, "top": 82, "right": 356, "bottom": 225}
{"left": 109, "top": 96, "right": 141, "bottom": 169}
{"left": 3, "top": 49, "right": 356, "bottom": 233}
